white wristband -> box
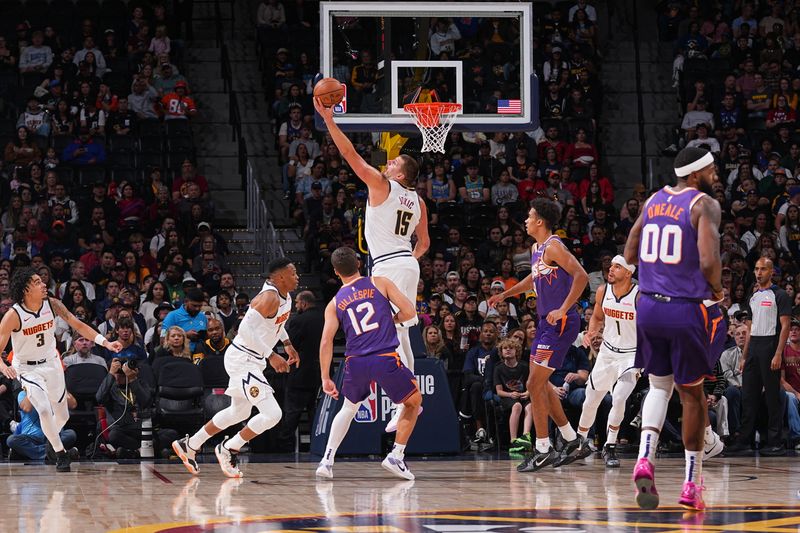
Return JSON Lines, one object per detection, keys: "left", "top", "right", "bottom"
{"left": 94, "top": 334, "right": 108, "bottom": 346}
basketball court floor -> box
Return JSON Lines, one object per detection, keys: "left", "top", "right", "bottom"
{"left": 3, "top": 454, "right": 800, "bottom": 532}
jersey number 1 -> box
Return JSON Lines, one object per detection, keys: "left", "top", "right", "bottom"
{"left": 394, "top": 210, "right": 413, "bottom": 236}
{"left": 346, "top": 302, "right": 379, "bottom": 336}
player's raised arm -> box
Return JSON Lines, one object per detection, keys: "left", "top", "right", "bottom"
{"left": 696, "top": 196, "right": 723, "bottom": 300}
{"left": 319, "top": 299, "right": 340, "bottom": 399}
{"left": 412, "top": 200, "right": 430, "bottom": 259}
{"left": 544, "top": 241, "right": 589, "bottom": 325}
{"left": 624, "top": 211, "right": 645, "bottom": 266}
{"left": 313, "top": 96, "right": 388, "bottom": 193}
{"left": 49, "top": 297, "right": 123, "bottom": 354}
{"left": 0, "top": 308, "right": 19, "bottom": 379}
{"left": 374, "top": 276, "right": 416, "bottom": 324}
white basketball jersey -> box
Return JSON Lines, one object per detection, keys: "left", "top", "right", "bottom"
{"left": 601, "top": 283, "right": 638, "bottom": 354}
{"left": 232, "top": 281, "right": 292, "bottom": 358}
{"left": 10, "top": 299, "right": 58, "bottom": 364}
{"left": 365, "top": 180, "right": 421, "bottom": 265}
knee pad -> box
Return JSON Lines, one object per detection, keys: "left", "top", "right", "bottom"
{"left": 648, "top": 374, "right": 674, "bottom": 394}
{"left": 247, "top": 408, "right": 282, "bottom": 434}
{"left": 212, "top": 399, "right": 252, "bottom": 429}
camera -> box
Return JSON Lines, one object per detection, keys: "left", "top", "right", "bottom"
{"left": 115, "top": 357, "right": 138, "bottom": 373}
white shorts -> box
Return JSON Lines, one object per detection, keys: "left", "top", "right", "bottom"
{"left": 371, "top": 256, "right": 419, "bottom": 328}
{"left": 14, "top": 356, "right": 66, "bottom": 410}
{"left": 587, "top": 348, "right": 640, "bottom": 393}
{"left": 224, "top": 344, "right": 274, "bottom": 406}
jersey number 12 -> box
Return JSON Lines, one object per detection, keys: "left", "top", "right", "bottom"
{"left": 347, "top": 302, "right": 379, "bottom": 335}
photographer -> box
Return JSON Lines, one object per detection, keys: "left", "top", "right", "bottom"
{"left": 96, "top": 356, "right": 152, "bottom": 458}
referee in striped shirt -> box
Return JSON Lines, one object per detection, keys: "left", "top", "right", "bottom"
{"left": 727, "top": 258, "right": 791, "bottom": 456}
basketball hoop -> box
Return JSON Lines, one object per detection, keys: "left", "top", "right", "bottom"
{"left": 403, "top": 102, "right": 462, "bottom": 154}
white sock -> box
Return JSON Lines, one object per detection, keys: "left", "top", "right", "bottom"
{"left": 535, "top": 438, "right": 551, "bottom": 453}
{"left": 396, "top": 327, "right": 414, "bottom": 373}
{"left": 225, "top": 433, "right": 247, "bottom": 452}
{"left": 704, "top": 425, "right": 714, "bottom": 445}
{"left": 558, "top": 423, "right": 577, "bottom": 442}
{"left": 606, "top": 426, "right": 619, "bottom": 445}
{"left": 638, "top": 430, "right": 659, "bottom": 462}
{"left": 391, "top": 443, "right": 406, "bottom": 459}
{"left": 685, "top": 450, "right": 702, "bottom": 483}
{"left": 322, "top": 400, "right": 358, "bottom": 465}
{"left": 188, "top": 428, "right": 211, "bottom": 451}
{"left": 577, "top": 428, "right": 589, "bottom": 439}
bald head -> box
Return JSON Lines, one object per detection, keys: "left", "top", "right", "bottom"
{"left": 754, "top": 256, "right": 774, "bottom": 287}
{"left": 295, "top": 290, "right": 317, "bottom": 312}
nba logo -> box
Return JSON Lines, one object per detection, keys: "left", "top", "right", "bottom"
{"left": 354, "top": 382, "right": 378, "bottom": 423}
{"left": 334, "top": 84, "right": 347, "bottom": 114}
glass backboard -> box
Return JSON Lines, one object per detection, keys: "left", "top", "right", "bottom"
{"left": 317, "top": 1, "right": 538, "bottom": 133}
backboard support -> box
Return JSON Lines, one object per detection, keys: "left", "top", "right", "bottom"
{"left": 316, "top": 1, "right": 538, "bottom": 134}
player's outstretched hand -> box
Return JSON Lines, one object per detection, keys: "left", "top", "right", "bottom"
{"left": 546, "top": 309, "right": 564, "bottom": 326}
{"left": 486, "top": 293, "right": 505, "bottom": 309}
{"left": 313, "top": 96, "right": 335, "bottom": 121}
{"left": 0, "top": 364, "right": 16, "bottom": 380}
{"left": 106, "top": 341, "right": 124, "bottom": 353}
{"left": 322, "top": 378, "right": 339, "bottom": 400}
{"left": 269, "top": 353, "right": 290, "bottom": 373}
{"left": 285, "top": 345, "right": 300, "bottom": 368}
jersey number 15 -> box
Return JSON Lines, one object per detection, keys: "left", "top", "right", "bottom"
{"left": 394, "top": 210, "right": 413, "bottom": 236}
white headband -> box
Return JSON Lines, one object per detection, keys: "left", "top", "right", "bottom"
{"left": 612, "top": 255, "right": 635, "bottom": 273}
{"left": 674, "top": 152, "right": 714, "bottom": 177}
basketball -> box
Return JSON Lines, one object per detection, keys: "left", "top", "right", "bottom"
{"left": 314, "top": 78, "right": 344, "bottom": 107}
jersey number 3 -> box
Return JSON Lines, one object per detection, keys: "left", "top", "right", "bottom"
{"left": 394, "top": 210, "right": 413, "bottom": 236}
{"left": 640, "top": 223, "right": 683, "bottom": 264}
{"left": 35, "top": 332, "right": 44, "bottom": 347}
{"left": 347, "top": 302, "right": 379, "bottom": 336}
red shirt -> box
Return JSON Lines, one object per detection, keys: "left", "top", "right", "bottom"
{"left": 172, "top": 174, "right": 210, "bottom": 196}
{"left": 783, "top": 343, "right": 800, "bottom": 393}
{"left": 160, "top": 92, "right": 196, "bottom": 119}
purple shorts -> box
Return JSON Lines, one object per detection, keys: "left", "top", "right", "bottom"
{"left": 342, "top": 352, "right": 418, "bottom": 404}
{"left": 635, "top": 295, "right": 721, "bottom": 385}
{"left": 531, "top": 312, "right": 581, "bottom": 369}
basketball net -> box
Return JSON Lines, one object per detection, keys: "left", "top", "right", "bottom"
{"left": 404, "top": 102, "right": 462, "bottom": 154}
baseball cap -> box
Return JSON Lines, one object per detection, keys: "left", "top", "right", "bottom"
{"left": 175, "top": 80, "right": 188, "bottom": 90}
{"left": 465, "top": 293, "right": 478, "bottom": 302}
{"left": 611, "top": 255, "right": 636, "bottom": 274}
{"left": 49, "top": 79, "right": 61, "bottom": 88}
{"left": 552, "top": 46, "right": 562, "bottom": 53}
{"left": 277, "top": 48, "right": 289, "bottom": 55}
{"left": 51, "top": 220, "right": 65, "bottom": 229}
{"left": 490, "top": 280, "right": 505, "bottom": 290}
{"left": 113, "top": 261, "right": 125, "bottom": 270}
{"left": 104, "top": 28, "right": 115, "bottom": 34}
{"left": 182, "top": 276, "right": 198, "bottom": 286}
{"left": 792, "top": 318, "right": 800, "bottom": 328}
{"left": 311, "top": 182, "right": 323, "bottom": 189}
{"left": 197, "top": 221, "right": 211, "bottom": 231}
{"left": 446, "top": 271, "right": 460, "bottom": 280}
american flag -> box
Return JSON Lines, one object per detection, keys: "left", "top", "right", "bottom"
{"left": 497, "top": 99, "right": 522, "bottom": 114}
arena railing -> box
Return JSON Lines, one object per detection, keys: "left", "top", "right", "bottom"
{"left": 247, "top": 160, "right": 285, "bottom": 263}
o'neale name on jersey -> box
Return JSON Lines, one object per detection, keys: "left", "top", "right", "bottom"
{"left": 23, "top": 320, "right": 53, "bottom": 336}
{"left": 647, "top": 202, "right": 685, "bottom": 221}
{"left": 275, "top": 311, "right": 290, "bottom": 325}
{"left": 337, "top": 288, "right": 376, "bottom": 310}
{"left": 399, "top": 196, "right": 415, "bottom": 210}
{"left": 603, "top": 308, "right": 634, "bottom": 320}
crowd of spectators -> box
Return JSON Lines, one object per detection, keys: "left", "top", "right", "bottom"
{"left": 0, "top": 1, "right": 255, "bottom": 461}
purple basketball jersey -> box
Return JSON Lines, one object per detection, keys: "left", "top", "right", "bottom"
{"left": 335, "top": 277, "right": 399, "bottom": 357}
{"left": 531, "top": 235, "right": 576, "bottom": 316}
{"left": 638, "top": 186, "right": 710, "bottom": 300}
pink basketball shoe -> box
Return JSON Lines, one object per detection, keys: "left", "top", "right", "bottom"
{"left": 633, "top": 458, "right": 659, "bottom": 509}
